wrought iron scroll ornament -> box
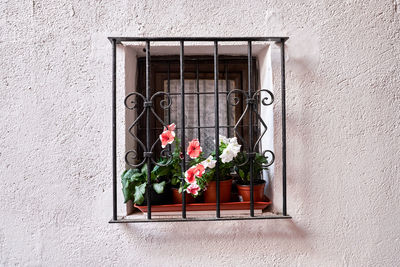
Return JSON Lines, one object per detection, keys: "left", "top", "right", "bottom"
{"left": 124, "top": 91, "right": 173, "bottom": 168}
{"left": 227, "top": 88, "right": 275, "bottom": 168}
{"left": 125, "top": 88, "right": 275, "bottom": 169}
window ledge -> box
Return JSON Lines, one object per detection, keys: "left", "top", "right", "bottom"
{"left": 110, "top": 212, "right": 291, "bottom": 223}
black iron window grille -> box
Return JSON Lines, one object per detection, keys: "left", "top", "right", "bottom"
{"left": 109, "top": 37, "right": 290, "bottom": 223}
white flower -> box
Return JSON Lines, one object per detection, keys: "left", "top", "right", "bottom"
{"left": 218, "top": 135, "right": 230, "bottom": 145}
{"left": 220, "top": 149, "right": 234, "bottom": 163}
{"left": 229, "top": 137, "right": 239, "bottom": 146}
{"left": 230, "top": 142, "right": 241, "bottom": 155}
{"left": 201, "top": 155, "right": 217, "bottom": 169}
{"left": 214, "top": 135, "right": 241, "bottom": 163}
{"left": 220, "top": 142, "right": 241, "bottom": 163}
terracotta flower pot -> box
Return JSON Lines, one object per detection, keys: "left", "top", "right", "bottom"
{"left": 236, "top": 180, "right": 266, "bottom": 202}
{"left": 203, "top": 179, "right": 232, "bottom": 203}
{"left": 171, "top": 187, "right": 196, "bottom": 204}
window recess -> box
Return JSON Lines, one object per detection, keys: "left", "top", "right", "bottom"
{"left": 109, "top": 37, "right": 290, "bottom": 223}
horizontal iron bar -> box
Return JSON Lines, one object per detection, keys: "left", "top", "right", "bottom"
{"left": 108, "top": 37, "right": 289, "bottom": 44}
{"left": 109, "top": 215, "right": 292, "bottom": 223}
{"left": 137, "top": 125, "right": 253, "bottom": 130}
{"left": 167, "top": 91, "right": 232, "bottom": 96}
{"left": 138, "top": 57, "right": 254, "bottom": 62}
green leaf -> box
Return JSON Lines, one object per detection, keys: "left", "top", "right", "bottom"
{"left": 121, "top": 169, "right": 137, "bottom": 203}
{"left": 152, "top": 159, "right": 167, "bottom": 174}
{"left": 130, "top": 172, "right": 144, "bottom": 181}
{"left": 238, "top": 169, "right": 245, "bottom": 179}
{"left": 122, "top": 185, "right": 131, "bottom": 203}
{"left": 133, "top": 183, "right": 146, "bottom": 205}
{"left": 141, "top": 164, "right": 147, "bottom": 175}
{"left": 152, "top": 164, "right": 160, "bottom": 174}
{"left": 153, "top": 181, "right": 166, "bottom": 194}
{"left": 159, "top": 166, "right": 170, "bottom": 177}
{"left": 171, "top": 176, "right": 179, "bottom": 186}
{"left": 121, "top": 169, "right": 133, "bottom": 187}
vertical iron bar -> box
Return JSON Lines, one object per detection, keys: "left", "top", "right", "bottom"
{"left": 167, "top": 62, "right": 171, "bottom": 125}
{"left": 166, "top": 62, "right": 171, "bottom": 154}
{"left": 225, "top": 64, "right": 230, "bottom": 137}
{"left": 248, "top": 41, "right": 255, "bottom": 217}
{"left": 112, "top": 39, "right": 117, "bottom": 221}
{"left": 146, "top": 41, "right": 151, "bottom": 220}
{"left": 180, "top": 41, "right": 186, "bottom": 218}
{"left": 239, "top": 72, "right": 244, "bottom": 138}
{"left": 214, "top": 41, "right": 220, "bottom": 218}
{"left": 196, "top": 60, "right": 201, "bottom": 141}
{"left": 254, "top": 59, "right": 259, "bottom": 141}
{"left": 280, "top": 39, "right": 287, "bottom": 216}
{"left": 145, "top": 41, "right": 152, "bottom": 219}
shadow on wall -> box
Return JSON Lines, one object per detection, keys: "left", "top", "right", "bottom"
{"left": 116, "top": 219, "right": 311, "bottom": 264}
{"left": 266, "top": 37, "right": 318, "bottom": 215}
{"left": 285, "top": 34, "right": 320, "bottom": 223}
{"left": 120, "top": 219, "right": 308, "bottom": 242}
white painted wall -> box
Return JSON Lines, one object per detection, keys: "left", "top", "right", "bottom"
{"left": 1, "top": 1, "right": 399, "bottom": 266}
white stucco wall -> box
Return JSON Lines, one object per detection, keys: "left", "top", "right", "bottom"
{"left": 1, "top": 0, "right": 399, "bottom": 266}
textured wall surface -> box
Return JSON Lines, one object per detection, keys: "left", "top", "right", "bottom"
{"left": 1, "top": 0, "right": 400, "bottom": 266}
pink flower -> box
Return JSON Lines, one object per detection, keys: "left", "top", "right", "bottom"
{"left": 186, "top": 183, "right": 200, "bottom": 196}
{"left": 167, "top": 123, "right": 176, "bottom": 131}
{"left": 193, "top": 164, "right": 205, "bottom": 177}
{"left": 159, "top": 122, "right": 176, "bottom": 148}
{"left": 187, "top": 139, "right": 202, "bottom": 159}
{"left": 185, "top": 166, "right": 197, "bottom": 184}
{"left": 159, "top": 129, "right": 175, "bottom": 148}
{"left": 184, "top": 164, "right": 205, "bottom": 184}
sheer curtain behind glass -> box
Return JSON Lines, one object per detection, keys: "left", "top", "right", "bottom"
{"left": 165, "top": 79, "right": 235, "bottom": 154}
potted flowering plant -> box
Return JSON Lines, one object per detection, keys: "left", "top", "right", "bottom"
{"left": 121, "top": 123, "right": 176, "bottom": 206}
{"left": 156, "top": 123, "right": 181, "bottom": 186}
{"left": 154, "top": 123, "right": 193, "bottom": 203}
{"left": 161, "top": 139, "right": 199, "bottom": 204}
{"left": 200, "top": 135, "right": 241, "bottom": 203}
{"left": 156, "top": 124, "right": 205, "bottom": 203}
{"left": 170, "top": 138, "right": 216, "bottom": 201}
{"left": 234, "top": 152, "right": 269, "bottom": 202}
{"left": 178, "top": 138, "right": 207, "bottom": 200}
{"left": 121, "top": 164, "right": 170, "bottom": 206}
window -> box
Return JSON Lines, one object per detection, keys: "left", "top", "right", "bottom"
{"left": 135, "top": 57, "right": 258, "bottom": 160}
{"left": 110, "top": 37, "right": 290, "bottom": 223}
